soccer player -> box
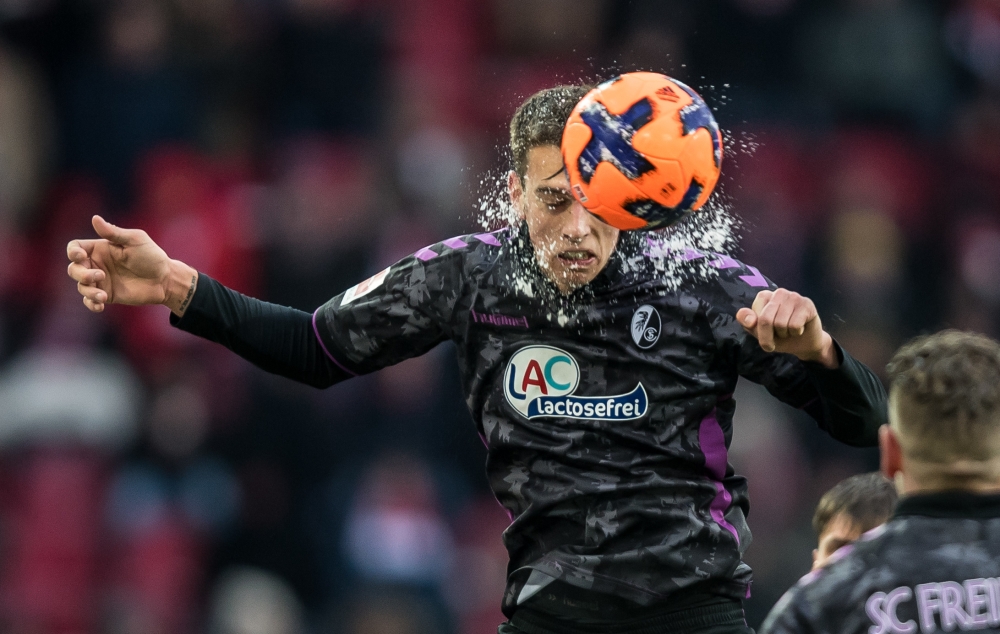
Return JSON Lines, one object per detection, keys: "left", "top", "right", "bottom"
{"left": 810, "top": 472, "right": 897, "bottom": 571}
{"left": 67, "top": 85, "right": 886, "bottom": 634}
{"left": 761, "top": 330, "right": 1000, "bottom": 634}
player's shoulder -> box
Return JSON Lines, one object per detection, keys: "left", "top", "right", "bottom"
{"left": 760, "top": 557, "right": 861, "bottom": 634}
{"left": 339, "top": 229, "right": 509, "bottom": 305}
{"left": 641, "top": 244, "right": 775, "bottom": 310}
{"left": 406, "top": 229, "right": 510, "bottom": 267}
{"left": 330, "top": 229, "right": 511, "bottom": 313}
{"left": 678, "top": 249, "right": 770, "bottom": 289}
{"left": 625, "top": 233, "right": 769, "bottom": 290}
{"left": 803, "top": 523, "right": 896, "bottom": 592}
{"left": 761, "top": 524, "right": 898, "bottom": 634}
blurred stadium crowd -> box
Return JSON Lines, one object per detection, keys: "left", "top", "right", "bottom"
{"left": 0, "top": 0, "right": 996, "bottom": 632}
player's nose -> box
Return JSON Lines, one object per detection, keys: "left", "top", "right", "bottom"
{"left": 563, "top": 202, "right": 592, "bottom": 241}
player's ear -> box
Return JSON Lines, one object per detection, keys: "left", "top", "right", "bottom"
{"left": 507, "top": 170, "right": 526, "bottom": 219}
{"left": 879, "top": 424, "right": 903, "bottom": 484}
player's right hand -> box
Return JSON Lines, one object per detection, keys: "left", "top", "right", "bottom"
{"left": 66, "top": 215, "right": 173, "bottom": 312}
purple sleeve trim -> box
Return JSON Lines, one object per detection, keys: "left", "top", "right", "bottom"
{"left": 415, "top": 247, "right": 438, "bottom": 261}
{"left": 312, "top": 309, "right": 358, "bottom": 377}
{"left": 710, "top": 254, "right": 741, "bottom": 270}
{"left": 474, "top": 233, "right": 501, "bottom": 246}
{"left": 738, "top": 265, "right": 769, "bottom": 288}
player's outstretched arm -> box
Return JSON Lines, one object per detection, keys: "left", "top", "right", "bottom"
{"left": 733, "top": 288, "right": 887, "bottom": 447}
{"left": 67, "top": 215, "right": 198, "bottom": 315}
{"left": 736, "top": 289, "right": 837, "bottom": 368}
{"left": 66, "top": 215, "right": 351, "bottom": 389}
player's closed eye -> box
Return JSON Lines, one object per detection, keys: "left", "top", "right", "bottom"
{"left": 538, "top": 196, "right": 570, "bottom": 210}
{"left": 534, "top": 187, "right": 572, "bottom": 210}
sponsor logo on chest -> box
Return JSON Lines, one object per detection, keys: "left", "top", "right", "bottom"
{"left": 503, "top": 345, "right": 648, "bottom": 421}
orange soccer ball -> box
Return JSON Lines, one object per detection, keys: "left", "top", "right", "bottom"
{"left": 562, "top": 72, "right": 724, "bottom": 231}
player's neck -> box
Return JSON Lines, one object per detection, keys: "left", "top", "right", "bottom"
{"left": 900, "top": 458, "right": 1000, "bottom": 496}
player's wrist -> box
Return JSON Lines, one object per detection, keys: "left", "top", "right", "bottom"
{"left": 163, "top": 260, "right": 198, "bottom": 316}
{"left": 803, "top": 332, "right": 839, "bottom": 369}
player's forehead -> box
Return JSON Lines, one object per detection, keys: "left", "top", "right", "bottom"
{"left": 525, "top": 145, "right": 570, "bottom": 189}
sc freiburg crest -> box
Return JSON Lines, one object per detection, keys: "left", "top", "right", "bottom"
{"left": 631, "top": 305, "right": 661, "bottom": 349}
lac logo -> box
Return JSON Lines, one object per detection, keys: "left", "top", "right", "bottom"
{"left": 504, "top": 345, "right": 648, "bottom": 421}
{"left": 631, "top": 305, "right": 661, "bottom": 349}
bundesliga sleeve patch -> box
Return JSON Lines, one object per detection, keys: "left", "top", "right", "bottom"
{"left": 340, "top": 267, "right": 391, "bottom": 307}
{"left": 504, "top": 345, "right": 648, "bottom": 421}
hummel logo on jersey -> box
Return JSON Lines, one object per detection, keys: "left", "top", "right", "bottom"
{"left": 504, "top": 345, "right": 648, "bottom": 421}
{"left": 470, "top": 309, "right": 529, "bottom": 329}
{"left": 631, "top": 305, "right": 661, "bottom": 349}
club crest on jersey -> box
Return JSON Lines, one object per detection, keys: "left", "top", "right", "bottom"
{"left": 631, "top": 305, "right": 661, "bottom": 349}
{"left": 504, "top": 345, "right": 648, "bottom": 421}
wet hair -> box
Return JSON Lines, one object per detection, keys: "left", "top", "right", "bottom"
{"left": 509, "top": 84, "right": 593, "bottom": 181}
{"left": 886, "top": 330, "right": 1000, "bottom": 463}
{"left": 812, "top": 472, "right": 898, "bottom": 537}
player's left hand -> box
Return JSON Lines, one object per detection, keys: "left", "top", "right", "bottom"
{"left": 736, "top": 289, "right": 839, "bottom": 369}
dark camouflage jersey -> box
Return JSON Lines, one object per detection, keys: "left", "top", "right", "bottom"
{"left": 312, "top": 225, "right": 885, "bottom": 615}
{"left": 761, "top": 491, "right": 1000, "bottom": 634}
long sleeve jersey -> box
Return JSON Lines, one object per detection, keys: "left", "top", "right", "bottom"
{"left": 172, "top": 225, "right": 887, "bottom": 616}
{"left": 760, "top": 492, "right": 1000, "bottom": 634}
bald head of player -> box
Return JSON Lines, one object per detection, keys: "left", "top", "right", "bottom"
{"left": 506, "top": 85, "right": 621, "bottom": 294}
{"left": 880, "top": 330, "right": 1000, "bottom": 495}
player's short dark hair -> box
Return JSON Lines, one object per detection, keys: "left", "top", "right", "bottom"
{"left": 812, "top": 472, "right": 897, "bottom": 537}
{"left": 509, "top": 84, "right": 593, "bottom": 181}
{"left": 886, "top": 330, "right": 1000, "bottom": 462}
